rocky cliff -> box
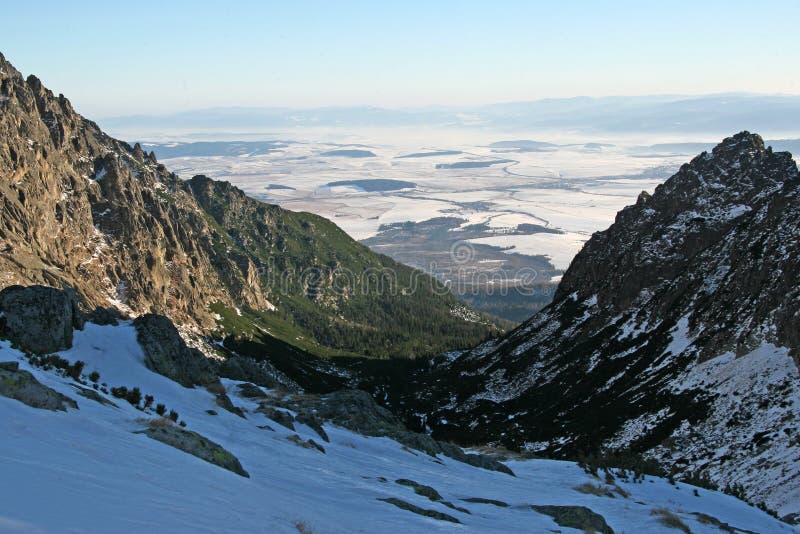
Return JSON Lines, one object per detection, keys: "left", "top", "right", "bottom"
{"left": 0, "top": 52, "right": 498, "bottom": 358}
{"left": 366, "top": 133, "right": 800, "bottom": 519}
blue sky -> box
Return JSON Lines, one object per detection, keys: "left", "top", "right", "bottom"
{"left": 3, "top": 0, "right": 799, "bottom": 117}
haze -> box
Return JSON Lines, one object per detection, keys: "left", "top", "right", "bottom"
{"left": 3, "top": 0, "right": 800, "bottom": 117}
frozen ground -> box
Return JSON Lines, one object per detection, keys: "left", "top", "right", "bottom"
{"left": 132, "top": 127, "right": 693, "bottom": 270}
{"left": 0, "top": 322, "right": 795, "bottom": 533}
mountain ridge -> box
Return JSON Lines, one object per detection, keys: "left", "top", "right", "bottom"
{"left": 0, "top": 51, "right": 499, "bottom": 358}
{"left": 97, "top": 94, "right": 800, "bottom": 135}
{"left": 357, "top": 132, "right": 800, "bottom": 519}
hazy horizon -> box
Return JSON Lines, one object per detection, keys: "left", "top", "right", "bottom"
{"left": 4, "top": 0, "right": 800, "bottom": 117}
{"left": 93, "top": 91, "right": 800, "bottom": 119}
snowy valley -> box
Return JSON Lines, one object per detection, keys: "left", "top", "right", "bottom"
{"left": 0, "top": 321, "right": 793, "bottom": 533}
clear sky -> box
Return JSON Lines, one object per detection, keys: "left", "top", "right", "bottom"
{"left": 3, "top": 0, "right": 799, "bottom": 117}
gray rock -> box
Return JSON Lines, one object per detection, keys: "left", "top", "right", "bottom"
{"left": 295, "top": 412, "right": 329, "bottom": 442}
{"left": 236, "top": 382, "right": 268, "bottom": 399}
{"left": 396, "top": 479, "right": 443, "bottom": 501}
{"left": 257, "top": 405, "right": 295, "bottom": 430}
{"left": 530, "top": 505, "right": 614, "bottom": 534}
{"left": 0, "top": 285, "right": 83, "bottom": 354}
{"left": 87, "top": 306, "right": 122, "bottom": 326}
{"left": 213, "top": 390, "right": 245, "bottom": 418}
{"left": 141, "top": 424, "right": 249, "bottom": 477}
{"left": 286, "top": 433, "right": 326, "bottom": 453}
{"left": 461, "top": 497, "right": 509, "bottom": 507}
{"left": 377, "top": 498, "right": 460, "bottom": 524}
{"left": 133, "top": 314, "right": 216, "bottom": 387}
{"left": 0, "top": 366, "right": 78, "bottom": 411}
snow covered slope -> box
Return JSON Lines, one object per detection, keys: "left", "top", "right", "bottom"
{"left": 0, "top": 322, "right": 792, "bottom": 533}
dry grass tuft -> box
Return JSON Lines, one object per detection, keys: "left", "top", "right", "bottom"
{"left": 574, "top": 482, "right": 613, "bottom": 497}
{"left": 612, "top": 484, "right": 631, "bottom": 498}
{"left": 651, "top": 508, "right": 691, "bottom": 533}
{"left": 137, "top": 417, "right": 175, "bottom": 429}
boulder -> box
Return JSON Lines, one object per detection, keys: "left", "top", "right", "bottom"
{"left": 141, "top": 424, "right": 249, "bottom": 477}
{"left": 132, "top": 314, "right": 216, "bottom": 388}
{"left": 0, "top": 285, "right": 83, "bottom": 354}
{"left": 0, "top": 365, "right": 78, "bottom": 411}
{"left": 236, "top": 382, "right": 268, "bottom": 399}
{"left": 256, "top": 405, "right": 295, "bottom": 430}
{"left": 530, "top": 505, "right": 614, "bottom": 534}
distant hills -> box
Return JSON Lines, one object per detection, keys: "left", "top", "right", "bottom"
{"left": 101, "top": 94, "right": 800, "bottom": 135}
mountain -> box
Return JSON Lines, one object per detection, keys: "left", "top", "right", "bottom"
{"left": 0, "top": 52, "right": 499, "bottom": 359}
{"left": 2, "top": 51, "right": 799, "bottom": 529}
{"left": 362, "top": 133, "right": 800, "bottom": 521}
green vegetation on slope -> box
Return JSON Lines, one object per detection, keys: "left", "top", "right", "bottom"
{"left": 190, "top": 176, "right": 501, "bottom": 358}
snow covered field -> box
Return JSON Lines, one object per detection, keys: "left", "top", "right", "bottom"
{"left": 131, "top": 127, "right": 694, "bottom": 270}
{"left": 1, "top": 322, "right": 794, "bottom": 533}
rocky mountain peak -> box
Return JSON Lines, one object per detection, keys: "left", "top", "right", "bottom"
{"left": 0, "top": 52, "right": 497, "bottom": 357}
{"left": 555, "top": 131, "right": 798, "bottom": 311}
{"left": 376, "top": 133, "right": 800, "bottom": 518}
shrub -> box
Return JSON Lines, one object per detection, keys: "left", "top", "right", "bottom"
{"left": 168, "top": 409, "right": 179, "bottom": 422}
{"left": 155, "top": 403, "right": 166, "bottom": 416}
{"left": 89, "top": 371, "right": 100, "bottom": 383}
{"left": 39, "top": 355, "right": 70, "bottom": 372}
{"left": 613, "top": 484, "right": 631, "bottom": 498}
{"left": 293, "top": 520, "right": 314, "bottom": 534}
{"left": 144, "top": 395, "right": 155, "bottom": 409}
{"left": 67, "top": 360, "right": 85, "bottom": 381}
{"left": 110, "top": 386, "right": 129, "bottom": 399}
{"left": 577, "top": 449, "right": 664, "bottom": 480}
{"left": 126, "top": 387, "right": 142, "bottom": 406}
{"left": 109, "top": 386, "right": 143, "bottom": 407}
{"left": 681, "top": 469, "right": 717, "bottom": 490}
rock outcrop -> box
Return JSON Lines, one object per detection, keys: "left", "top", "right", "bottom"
{"left": 0, "top": 51, "right": 498, "bottom": 359}
{"left": 141, "top": 423, "right": 249, "bottom": 478}
{"left": 0, "top": 285, "right": 83, "bottom": 354}
{"left": 367, "top": 133, "right": 800, "bottom": 516}
{"left": 0, "top": 362, "right": 78, "bottom": 411}
{"left": 530, "top": 505, "right": 613, "bottom": 534}
{"left": 133, "top": 314, "right": 217, "bottom": 388}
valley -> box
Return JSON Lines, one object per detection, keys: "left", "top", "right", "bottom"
{"left": 129, "top": 129, "right": 690, "bottom": 321}
{"left": 2, "top": 24, "right": 800, "bottom": 531}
